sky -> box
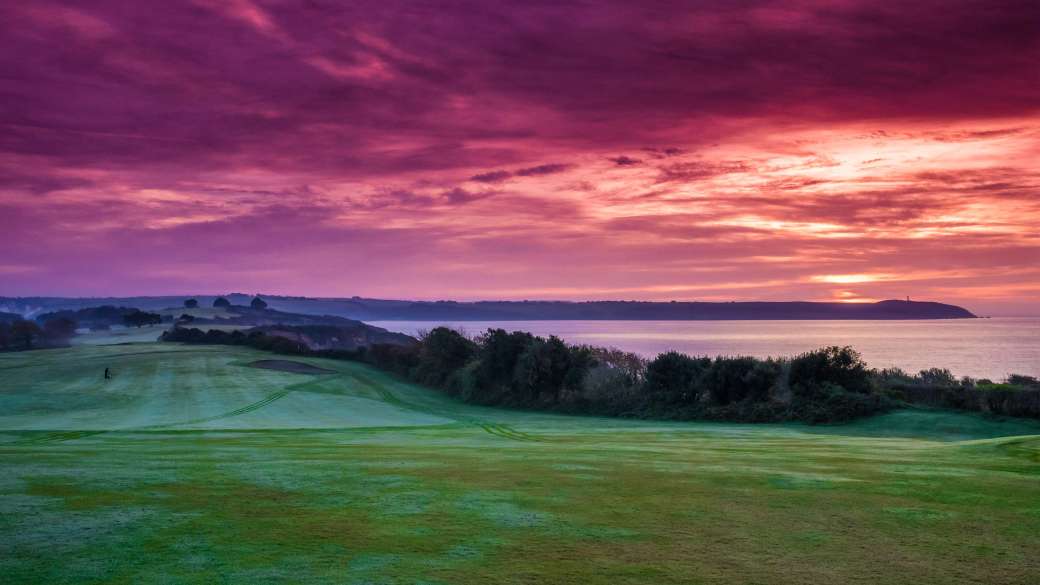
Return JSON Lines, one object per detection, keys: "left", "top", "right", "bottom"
{"left": 1, "top": 1, "right": 1038, "bottom": 315}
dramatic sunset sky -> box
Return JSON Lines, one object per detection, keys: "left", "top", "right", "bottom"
{"left": 2, "top": 1, "right": 1038, "bottom": 314}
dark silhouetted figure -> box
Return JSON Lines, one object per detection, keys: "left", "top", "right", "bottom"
{"left": 104, "top": 367, "right": 111, "bottom": 380}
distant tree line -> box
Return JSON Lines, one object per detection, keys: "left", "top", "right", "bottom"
{"left": 35, "top": 306, "right": 168, "bottom": 330}
{"left": 161, "top": 325, "right": 1040, "bottom": 422}
{"left": 0, "top": 306, "right": 170, "bottom": 352}
{"left": 0, "top": 318, "right": 77, "bottom": 351}
{"left": 162, "top": 327, "right": 321, "bottom": 355}
{"left": 367, "top": 328, "right": 897, "bottom": 423}
{"left": 123, "top": 311, "right": 163, "bottom": 328}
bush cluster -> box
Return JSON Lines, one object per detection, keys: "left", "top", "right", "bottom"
{"left": 412, "top": 329, "right": 894, "bottom": 423}
{"left": 879, "top": 367, "right": 1040, "bottom": 418}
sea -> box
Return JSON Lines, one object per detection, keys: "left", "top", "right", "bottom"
{"left": 368, "top": 317, "right": 1040, "bottom": 381}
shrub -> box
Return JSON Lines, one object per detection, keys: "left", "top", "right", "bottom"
{"left": 703, "top": 356, "right": 780, "bottom": 405}
{"left": 415, "top": 327, "right": 476, "bottom": 387}
{"left": 790, "top": 346, "right": 871, "bottom": 398}
{"left": 10, "top": 320, "right": 42, "bottom": 350}
{"left": 793, "top": 382, "right": 891, "bottom": 423}
{"left": 580, "top": 365, "right": 640, "bottom": 414}
{"left": 643, "top": 352, "right": 711, "bottom": 407}
{"left": 916, "top": 367, "right": 958, "bottom": 387}
{"left": 512, "top": 336, "right": 574, "bottom": 405}
{"left": 42, "top": 317, "right": 77, "bottom": 343}
{"left": 1007, "top": 374, "right": 1039, "bottom": 389}
{"left": 446, "top": 360, "right": 481, "bottom": 401}
{"left": 587, "top": 346, "right": 647, "bottom": 383}
{"left": 366, "top": 343, "right": 420, "bottom": 375}
{"left": 473, "top": 329, "right": 534, "bottom": 393}
{"left": 875, "top": 367, "right": 913, "bottom": 386}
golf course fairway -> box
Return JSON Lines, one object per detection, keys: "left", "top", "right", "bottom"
{"left": 2, "top": 343, "right": 1038, "bottom": 584}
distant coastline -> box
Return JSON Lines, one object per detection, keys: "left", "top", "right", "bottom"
{"left": 0, "top": 295, "right": 976, "bottom": 321}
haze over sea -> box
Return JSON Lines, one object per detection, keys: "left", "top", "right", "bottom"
{"left": 372, "top": 317, "right": 1040, "bottom": 381}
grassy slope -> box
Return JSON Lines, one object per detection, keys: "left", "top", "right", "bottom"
{"left": 1, "top": 343, "right": 1038, "bottom": 584}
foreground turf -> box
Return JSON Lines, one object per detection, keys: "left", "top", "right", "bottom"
{"left": 1, "top": 344, "right": 1038, "bottom": 584}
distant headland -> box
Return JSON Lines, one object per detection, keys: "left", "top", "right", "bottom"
{"left": 0, "top": 295, "right": 976, "bottom": 321}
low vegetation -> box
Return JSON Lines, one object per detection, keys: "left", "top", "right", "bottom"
{"left": 378, "top": 328, "right": 897, "bottom": 423}
{"left": 879, "top": 368, "right": 1040, "bottom": 418}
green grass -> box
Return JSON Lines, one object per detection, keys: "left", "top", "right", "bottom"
{"left": 1, "top": 343, "right": 1039, "bottom": 584}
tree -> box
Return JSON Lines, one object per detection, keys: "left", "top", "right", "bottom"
{"left": 177, "top": 313, "right": 195, "bottom": 324}
{"left": 587, "top": 346, "right": 646, "bottom": 383}
{"left": 581, "top": 364, "right": 639, "bottom": 413}
{"left": 1007, "top": 374, "right": 1039, "bottom": 388}
{"left": 415, "top": 327, "right": 475, "bottom": 386}
{"left": 916, "top": 368, "right": 957, "bottom": 387}
{"left": 250, "top": 296, "right": 268, "bottom": 310}
{"left": 367, "top": 342, "right": 420, "bottom": 375}
{"left": 42, "top": 317, "right": 77, "bottom": 344}
{"left": 213, "top": 297, "right": 231, "bottom": 308}
{"left": 474, "top": 329, "right": 534, "bottom": 391}
{"left": 0, "top": 322, "right": 10, "bottom": 350}
{"left": 512, "top": 336, "right": 572, "bottom": 404}
{"left": 184, "top": 298, "right": 199, "bottom": 308}
{"left": 703, "top": 356, "right": 779, "bottom": 405}
{"left": 789, "top": 346, "right": 871, "bottom": 398}
{"left": 11, "top": 320, "right": 42, "bottom": 350}
{"left": 123, "top": 311, "right": 162, "bottom": 328}
{"left": 644, "top": 351, "right": 710, "bottom": 406}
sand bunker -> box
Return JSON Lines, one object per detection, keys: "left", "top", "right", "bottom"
{"left": 247, "top": 359, "right": 335, "bottom": 375}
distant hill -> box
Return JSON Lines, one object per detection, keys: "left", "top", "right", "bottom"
{"left": 163, "top": 305, "right": 416, "bottom": 350}
{"left": 183, "top": 304, "right": 369, "bottom": 328}
{"left": 261, "top": 298, "right": 975, "bottom": 321}
{"left": 247, "top": 324, "right": 415, "bottom": 350}
{"left": 0, "top": 295, "right": 976, "bottom": 320}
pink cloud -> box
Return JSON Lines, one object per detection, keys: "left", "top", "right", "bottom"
{"left": 0, "top": 1, "right": 1038, "bottom": 314}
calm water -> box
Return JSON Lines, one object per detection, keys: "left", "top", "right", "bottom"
{"left": 369, "top": 318, "right": 1040, "bottom": 380}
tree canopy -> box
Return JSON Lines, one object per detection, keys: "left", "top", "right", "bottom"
{"left": 123, "top": 311, "right": 162, "bottom": 328}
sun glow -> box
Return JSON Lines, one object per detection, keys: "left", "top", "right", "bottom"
{"left": 812, "top": 274, "right": 894, "bottom": 284}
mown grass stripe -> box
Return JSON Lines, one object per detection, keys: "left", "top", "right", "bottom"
{"left": 15, "top": 430, "right": 109, "bottom": 445}
{"left": 347, "top": 371, "right": 544, "bottom": 442}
